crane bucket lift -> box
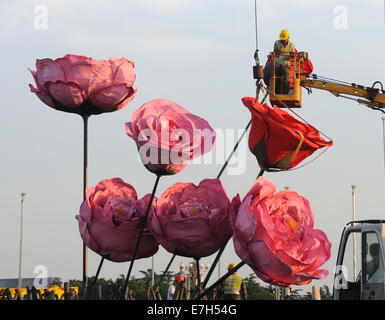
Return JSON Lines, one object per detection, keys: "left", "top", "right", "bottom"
{"left": 265, "top": 51, "right": 308, "bottom": 108}
{"left": 262, "top": 51, "right": 385, "bottom": 111}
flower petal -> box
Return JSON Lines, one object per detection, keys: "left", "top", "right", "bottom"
{"left": 109, "top": 58, "right": 136, "bottom": 86}
{"left": 46, "top": 81, "right": 84, "bottom": 107}
{"left": 56, "top": 55, "right": 114, "bottom": 96}
{"left": 90, "top": 84, "right": 133, "bottom": 109}
{"left": 29, "top": 84, "right": 55, "bottom": 108}
{"left": 234, "top": 195, "right": 257, "bottom": 242}
{"left": 35, "top": 58, "right": 65, "bottom": 89}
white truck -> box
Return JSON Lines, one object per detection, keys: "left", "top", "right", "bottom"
{"left": 333, "top": 220, "right": 385, "bottom": 300}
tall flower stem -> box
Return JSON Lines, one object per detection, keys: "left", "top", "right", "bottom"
{"left": 121, "top": 174, "right": 161, "bottom": 299}
{"left": 155, "top": 92, "right": 269, "bottom": 299}
{"left": 200, "top": 169, "right": 264, "bottom": 290}
{"left": 201, "top": 241, "right": 228, "bottom": 289}
{"left": 92, "top": 257, "right": 104, "bottom": 285}
{"left": 216, "top": 91, "right": 268, "bottom": 179}
{"left": 195, "top": 261, "right": 246, "bottom": 300}
{"left": 82, "top": 114, "right": 89, "bottom": 294}
{"left": 84, "top": 256, "right": 105, "bottom": 300}
{"left": 199, "top": 92, "right": 269, "bottom": 291}
{"left": 153, "top": 251, "right": 176, "bottom": 291}
{"left": 195, "top": 258, "right": 201, "bottom": 298}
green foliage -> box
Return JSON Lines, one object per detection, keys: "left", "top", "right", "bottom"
{"left": 69, "top": 269, "right": 176, "bottom": 300}
{"left": 50, "top": 278, "right": 63, "bottom": 287}
{"left": 244, "top": 274, "right": 275, "bottom": 300}
{"left": 320, "top": 285, "right": 332, "bottom": 300}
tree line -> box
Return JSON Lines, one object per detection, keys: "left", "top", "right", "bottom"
{"left": 68, "top": 269, "right": 332, "bottom": 300}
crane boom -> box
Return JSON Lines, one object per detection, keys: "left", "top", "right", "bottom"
{"left": 301, "top": 75, "right": 385, "bottom": 110}
{"left": 265, "top": 51, "right": 385, "bottom": 111}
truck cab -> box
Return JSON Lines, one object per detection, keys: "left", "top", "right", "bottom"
{"left": 333, "top": 220, "right": 385, "bottom": 300}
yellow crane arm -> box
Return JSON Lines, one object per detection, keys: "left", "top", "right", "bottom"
{"left": 300, "top": 76, "right": 385, "bottom": 109}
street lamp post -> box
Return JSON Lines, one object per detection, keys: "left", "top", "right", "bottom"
{"left": 382, "top": 117, "right": 385, "bottom": 171}
{"left": 351, "top": 185, "right": 357, "bottom": 280}
{"left": 18, "top": 193, "right": 26, "bottom": 290}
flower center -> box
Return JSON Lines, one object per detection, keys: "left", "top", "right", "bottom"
{"left": 188, "top": 206, "right": 198, "bottom": 214}
{"left": 177, "top": 201, "right": 208, "bottom": 218}
{"left": 116, "top": 208, "right": 127, "bottom": 216}
{"left": 288, "top": 219, "right": 298, "bottom": 232}
{"left": 108, "top": 196, "right": 139, "bottom": 226}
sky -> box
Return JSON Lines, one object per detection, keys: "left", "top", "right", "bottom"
{"left": 1, "top": 0, "right": 385, "bottom": 296}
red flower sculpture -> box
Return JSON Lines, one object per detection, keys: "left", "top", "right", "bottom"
{"left": 242, "top": 97, "right": 333, "bottom": 171}
{"left": 29, "top": 54, "right": 136, "bottom": 116}
{"left": 230, "top": 177, "right": 331, "bottom": 287}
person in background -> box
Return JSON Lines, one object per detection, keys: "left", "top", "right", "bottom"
{"left": 366, "top": 243, "right": 383, "bottom": 283}
{"left": 222, "top": 264, "right": 247, "bottom": 300}
{"left": 167, "top": 274, "right": 185, "bottom": 300}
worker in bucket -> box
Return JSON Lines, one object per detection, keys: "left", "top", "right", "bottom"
{"left": 273, "top": 29, "right": 296, "bottom": 94}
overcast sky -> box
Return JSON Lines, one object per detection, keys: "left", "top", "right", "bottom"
{"left": 1, "top": 0, "right": 384, "bottom": 295}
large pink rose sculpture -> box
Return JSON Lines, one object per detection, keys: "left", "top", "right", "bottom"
{"left": 125, "top": 99, "right": 216, "bottom": 176}
{"left": 151, "top": 179, "right": 232, "bottom": 258}
{"left": 29, "top": 54, "right": 136, "bottom": 116}
{"left": 230, "top": 177, "right": 331, "bottom": 287}
{"left": 76, "top": 178, "right": 159, "bottom": 262}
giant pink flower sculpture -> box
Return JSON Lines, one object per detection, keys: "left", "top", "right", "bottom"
{"left": 125, "top": 99, "right": 216, "bottom": 176}
{"left": 76, "top": 178, "right": 159, "bottom": 262}
{"left": 151, "top": 179, "right": 232, "bottom": 258}
{"left": 230, "top": 177, "right": 331, "bottom": 287}
{"left": 29, "top": 54, "right": 136, "bottom": 116}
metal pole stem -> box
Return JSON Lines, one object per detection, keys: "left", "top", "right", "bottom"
{"left": 202, "top": 169, "right": 265, "bottom": 288}
{"left": 202, "top": 92, "right": 268, "bottom": 291}
{"left": 154, "top": 92, "right": 269, "bottom": 297}
{"left": 122, "top": 174, "right": 161, "bottom": 298}
{"left": 201, "top": 241, "right": 227, "bottom": 289}
{"left": 382, "top": 117, "right": 385, "bottom": 171}
{"left": 18, "top": 193, "right": 26, "bottom": 290}
{"left": 196, "top": 258, "right": 201, "bottom": 287}
{"left": 352, "top": 184, "right": 357, "bottom": 280}
{"left": 92, "top": 257, "right": 104, "bottom": 285}
{"left": 82, "top": 115, "right": 89, "bottom": 292}
{"left": 195, "top": 261, "right": 246, "bottom": 300}
{"left": 216, "top": 92, "right": 268, "bottom": 179}
{"left": 194, "top": 258, "right": 201, "bottom": 299}
{"left": 154, "top": 252, "right": 176, "bottom": 289}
